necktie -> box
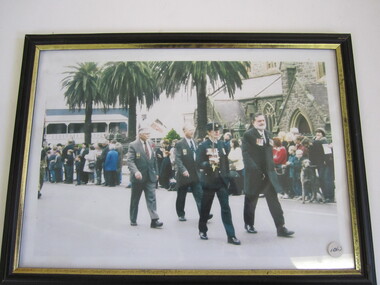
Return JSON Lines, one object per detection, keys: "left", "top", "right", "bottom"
{"left": 144, "top": 141, "right": 150, "bottom": 159}
{"left": 190, "top": 140, "right": 195, "bottom": 152}
{"left": 190, "top": 140, "right": 196, "bottom": 160}
{"left": 260, "top": 131, "right": 266, "bottom": 144}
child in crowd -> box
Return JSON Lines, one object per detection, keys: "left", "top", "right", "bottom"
{"left": 287, "top": 147, "right": 304, "bottom": 198}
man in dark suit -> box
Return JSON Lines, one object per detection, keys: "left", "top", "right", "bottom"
{"left": 175, "top": 124, "right": 213, "bottom": 221}
{"left": 127, "top": 127, "right": 163, "bottom": 229}
{"left": 242, "top": 113, "right": 294, "bottom": 237}
{"left": 62, "top": 139, "right": 75, "bottom": 183}
{"left": 197, "top": 123, "right": 240, "bottom": 245}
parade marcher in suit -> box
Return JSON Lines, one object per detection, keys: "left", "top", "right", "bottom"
{"left": 175, "top": 124, "right": 212, "bottom": 221}
{"left": 127, "top": 126, "right": 163, "bottom": 228}
{"left": 197, "top": 123, "right": 240, "bottom": 245}
{"left": 242, "top": 113, "right": 294, "bottom": 237}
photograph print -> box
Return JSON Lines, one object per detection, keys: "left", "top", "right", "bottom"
{"left": 8, "top": 42, "right": 360, "bottom": 275}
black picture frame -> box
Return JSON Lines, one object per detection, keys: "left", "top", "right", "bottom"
{"left": 0, "top": 33, "right": 376, "bottom": 284}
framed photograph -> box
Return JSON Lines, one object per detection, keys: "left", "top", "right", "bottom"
{"left": 0, "top": 33, "right": 376, "bottom": 284}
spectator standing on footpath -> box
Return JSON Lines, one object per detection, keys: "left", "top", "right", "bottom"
{"left": 38, "top": 148, "right": 47, "bottom": 199}
{"left": 286, "top": 148, "right": 304, "bottom": 199}
{"left": 62, "top": 139, "right": 75, "bottom": 183}
{"left": 79, "top": 143, "right": 89, "bottom": 184}
{"left": 159, "top": 140, "right": 174, "bottom": 190}
{"left": 222, "top": 132, "right": 232, "bottom": 155}
{"left": 54, "top": 151, "right": 63, "bottom": 183}
{"left": 83, "top": 145, "right": 97, "bottom": 184}
{"left": 227, "top": 138, "right": 244, "bottom": 196}
{"left": 94, "top": 143, "right": 103, "bottom": 185}
{"left": 99, "top": 139, "right": 110, "bottom": 185}
{"left": 75, "top": 155, "right": 83, "bottom": 186}
{"left": 64, "top": 149, "right": 75, "bottom": 184}
{"left": 104, "top": 144, "right": 119, "bottom": 187}
{"left": 273, "top": 137, "right": 290, "bottom": 198}
{"left": 115, "top": 142, "right": 124, "bottom": 185}
{"left": 309, "top": 128, "right": 335, "bottom": 202}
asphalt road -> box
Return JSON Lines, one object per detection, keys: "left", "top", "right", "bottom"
{"left": 18, "top": 178, "right": 354, "bottom": 271}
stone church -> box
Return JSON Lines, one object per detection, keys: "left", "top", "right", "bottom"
{"left": 208, "top": 61, "right": 330, "bottom": 138}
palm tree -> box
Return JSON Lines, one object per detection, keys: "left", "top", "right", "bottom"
{"left": 61, "top": 62, "right": 101, "bottom": 144}
{"left": 154, "top": 61, "right": 250, "bottom": 138}
{"left": 100, "top": 62, "right": 160, "bottom": 140}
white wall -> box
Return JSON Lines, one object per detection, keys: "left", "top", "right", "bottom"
{"left": 1, "top": 0, "right": 379, "bottom": 279}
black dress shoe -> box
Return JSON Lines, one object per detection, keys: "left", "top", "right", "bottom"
{"left": 244, "top": 224, "right": 257, "bottom": 234}
{"left": 130, "top": 222, "right": 137, "bottom": 226}
{"left": 199, "top": 232, "right": 208, "bottom": 240}
{"left": 227, "top": 236, "right": 241, "bottom": 245}
{"left": 150, "top": 220, "right": 163, "bottom": 228}
{"left": 178, "top": 216, "right": 187, "bottom": 222}
{"left": 277, "top": 226, "right": 295, "bottom": 237}
{"left": 207, "top": 214, "right": 213, "bottom": 220}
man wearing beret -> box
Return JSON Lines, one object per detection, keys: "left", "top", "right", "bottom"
{"left": 127, "top": 126, "right": 163, "bottom": 228}
{"left": 242, "top": 113, "right": 294, "bottom": 237}
{"left": 197, "top": 122, "right": 241, "bottom": 245}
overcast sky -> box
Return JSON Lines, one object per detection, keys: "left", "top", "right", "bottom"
{"left": 35, "top": 47, "right": 339, "bottom": 134}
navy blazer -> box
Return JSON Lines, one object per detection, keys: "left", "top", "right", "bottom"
{"left": 175, "top": 138, "right": 200, "bottom": 186}
{"left": 242, "top": 127, "right": 282, "bottom": 197}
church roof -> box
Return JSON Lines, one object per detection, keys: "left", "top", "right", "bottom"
{"left": 211, "top": 74, "right": 283, "bottom": 101}
{"left": 211, "top": 100, "right": 246, "bottom": 126}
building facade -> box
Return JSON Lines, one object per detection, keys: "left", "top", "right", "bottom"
{"left": 209, "top": 61, "right": 330, "bottom": 139}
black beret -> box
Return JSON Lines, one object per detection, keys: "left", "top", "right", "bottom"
{"left": 206, "top": 122, "right": 221, "bottom": 131}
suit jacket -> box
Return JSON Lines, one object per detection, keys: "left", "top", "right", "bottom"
{"left": 175, "top": 138, "right": 200, "bottom": 187}
{"left": 127, "top": 139, "right": 158, "bottom": 184}
{"left": 197, "top": 139, "right": 229, "bottom": 189}
{"left": 242, "top": 127, "right": 281, "bottom": 196}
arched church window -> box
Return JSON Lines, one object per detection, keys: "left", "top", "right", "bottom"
{"left": 263, "top": 103, "right": 276, "bottom": 132}
{"left": 290, "top": 109, "right": 312, "bottom": 136}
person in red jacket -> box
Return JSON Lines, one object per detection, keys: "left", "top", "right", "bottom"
{"left": 273, "top": 137, "right": 290, "bottom": 198}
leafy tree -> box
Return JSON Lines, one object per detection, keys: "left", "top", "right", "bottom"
{"left": 164, "top": 129, "right": 181, "bottom": 143}
{"left": 154, "top": 61, "right": 250, "bottom": 138}
{"left": 100, "top": 62, "right": 160, "bottom": 141}
{"left": 61, "top": 62, "right": 101, "bottom": 144}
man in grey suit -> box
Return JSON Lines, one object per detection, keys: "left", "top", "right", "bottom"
{"left": 127, "top": 127, "right": 163, "bottom": 228}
